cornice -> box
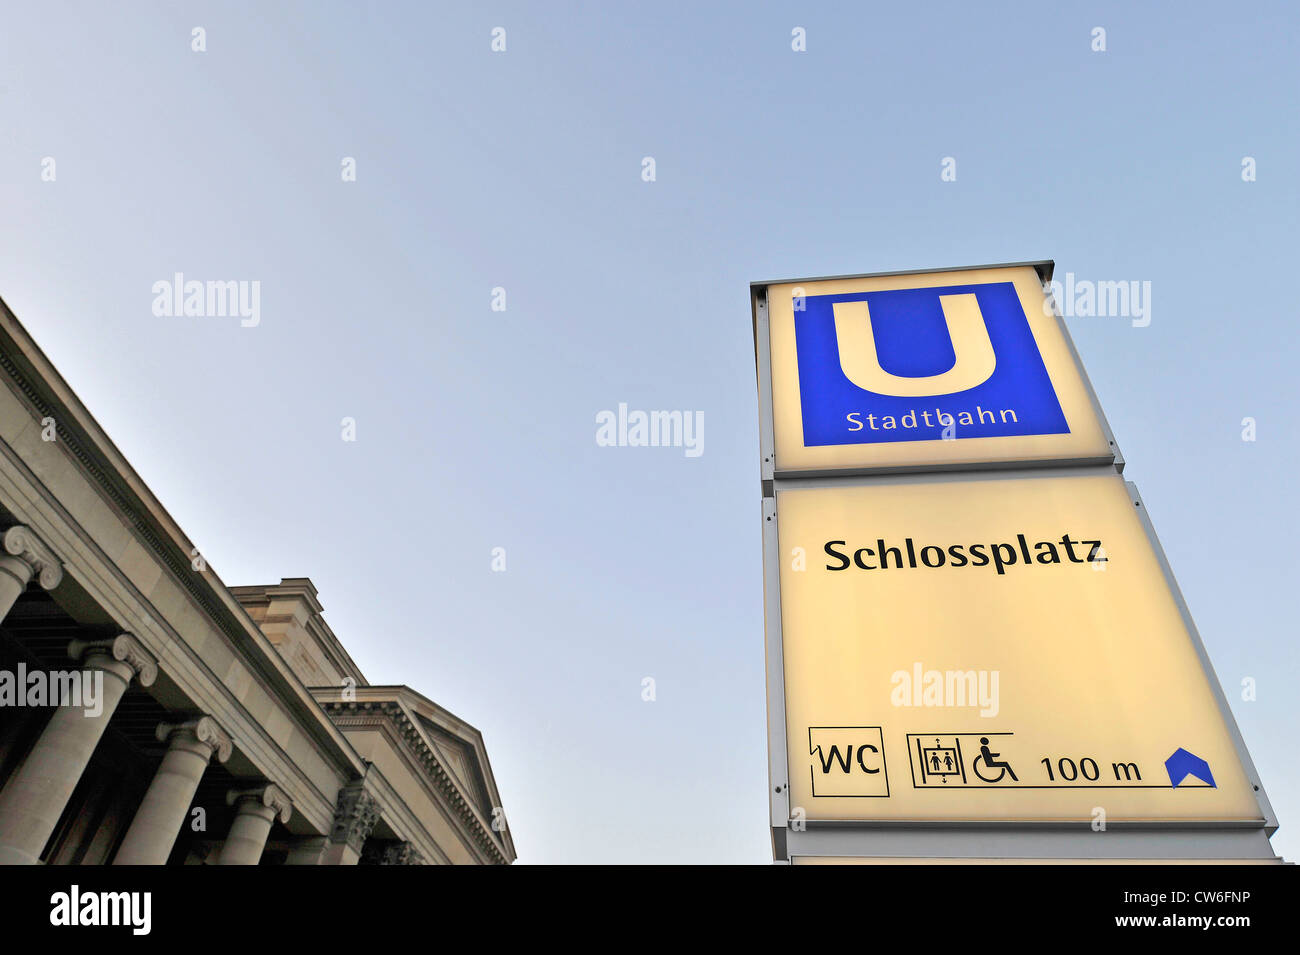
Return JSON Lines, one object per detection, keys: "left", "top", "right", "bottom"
{"left": 0, "top": 309, "right": 363, "bottom": 776}
{"left": 322, "top": 699, "right": 510, "bottom": 864}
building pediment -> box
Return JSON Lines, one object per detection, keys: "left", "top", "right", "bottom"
{"left": 312, "top": 685, "right": 514, "bottom": 864}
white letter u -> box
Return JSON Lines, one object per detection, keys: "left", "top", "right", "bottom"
{"left": 833, "top": 293, "right": 996, "bottom": 397}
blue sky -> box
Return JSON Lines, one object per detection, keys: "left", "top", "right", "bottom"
{"left": 0, "top": 1, "right": 1295, "bottom": 862}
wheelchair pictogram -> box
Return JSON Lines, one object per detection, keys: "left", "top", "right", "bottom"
{"left": 972, "top": 736, "right": 1019, "bottom": 783}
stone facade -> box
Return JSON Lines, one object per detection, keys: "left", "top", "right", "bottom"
{"left": 0, "top": 297, "right": 515, "bottom": 865}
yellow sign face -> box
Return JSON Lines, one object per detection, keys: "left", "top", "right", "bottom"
{"left": 765, "top": 266, "right": 1114, "bottom": 474}
{"left": 775, "top": 472, "right": 1261, "bottom": 824}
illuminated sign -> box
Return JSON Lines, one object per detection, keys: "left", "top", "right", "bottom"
{"left": 761, "top": 265, "right": 1115, "bottom": 474}
{"left": 775, "top": 472, "right": 1262, "bottom": 824}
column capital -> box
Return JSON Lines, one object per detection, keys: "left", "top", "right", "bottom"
{"left": 227, "top": 783, "right": 293, "bottom": 824}
{"left": 2, "top": 525, "right": 63, "bottom": 590}
{"left": 156, "top": 715, "right": 233, "bottom": 763}
{"left": 330, "top": 783, "right": 380, "bottom": 852}
{"left": 381, "top": 841, "right": 425, "bottom": 865}
{"left": 68, "top": 633, "right": 158, "bottom": 687}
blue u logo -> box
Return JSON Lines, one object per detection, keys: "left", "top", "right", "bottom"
{"left": 793, "top": 282, "right": 1069, "bottom": 446}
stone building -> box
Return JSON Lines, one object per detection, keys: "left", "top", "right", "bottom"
{"left": 0, "top": 298, "right": 515, "bottom": 864}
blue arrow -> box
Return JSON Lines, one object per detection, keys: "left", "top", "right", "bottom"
{"left": 1165, "top": 748, "right": 1216, "bottom": 788}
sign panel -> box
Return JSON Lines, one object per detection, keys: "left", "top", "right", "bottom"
{"left": 762, "top": 265, "right": 1115, "bottom": 474}
{"left": 775, "top": 471, "right": 1261, "bottom": 824}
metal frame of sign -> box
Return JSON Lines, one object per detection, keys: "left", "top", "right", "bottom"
{"left": 751, "top": 261, "right": 1125, "bottom": 482}
{"left": 753, "top": 262, "right": 1279, "bottom": 863}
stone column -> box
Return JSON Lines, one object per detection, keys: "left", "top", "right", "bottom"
{"left": 322, "top": 782, "right": 380, "bottom": 865}
{"left": 283, "top": 835, "right": 329, "bottom": 865}
{"left": 0, "top": 634, "right": 157, "bottom": 865}
{"left": 112, "top": 716, "right": 232, "bottom": 865}
{"left": 0, "top": 525, "right": 63, "bottom": 621}
{"left": 216, "top": 783, "right": 292, "bottom": 865}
